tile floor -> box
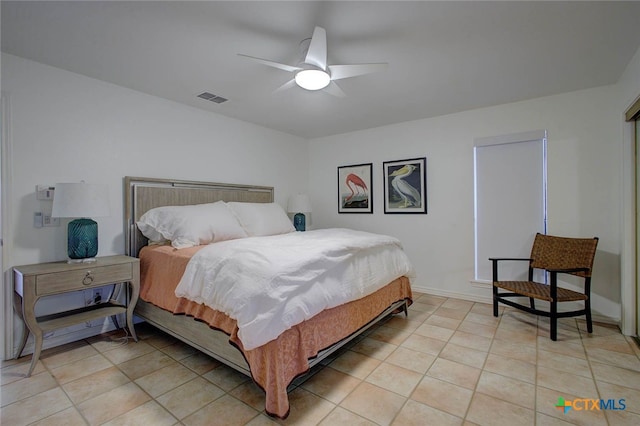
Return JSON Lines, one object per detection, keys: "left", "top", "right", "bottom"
{"left": 2, "top": 293, "right": 640, "bottom": 425}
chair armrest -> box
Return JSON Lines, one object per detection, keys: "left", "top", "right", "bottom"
{"left": 488, "top": 257, "right": 532, "bottom": 262}
{"left": 547, "top": 267, "right": 589, "bottom": 274}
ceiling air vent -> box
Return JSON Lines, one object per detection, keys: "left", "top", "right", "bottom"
{"left": 197, "top": 92, "right": 228, "bottom": 104}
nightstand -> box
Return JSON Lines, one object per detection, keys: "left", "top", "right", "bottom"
{"left": 13, "top": 255, "right": 140, "bottom": 376}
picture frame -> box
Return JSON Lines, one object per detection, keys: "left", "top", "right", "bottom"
{"left": 383, "top": 157, "right": 427, "bottom": 214}
{"left": 337, "top": 163, "right": 373, "bottom": 213}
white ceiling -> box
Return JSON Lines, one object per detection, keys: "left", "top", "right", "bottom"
{"left": 2, "top": 1, "right": 640, "bottom": 139}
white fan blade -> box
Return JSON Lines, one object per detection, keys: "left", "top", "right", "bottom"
{"left": 328, "top": 63, "right": 388, "bottom": 80}
{"left": 305, "top": 26, "right": 327, "bottom": 70}
{"left": 273, "top": 79, "right": 297, "bottom": 94}
{"left": 238, "top": 54, "right": 302, "bottom": 73}
{"left": 322, "top": 81, "right": 346, "bottom": 98}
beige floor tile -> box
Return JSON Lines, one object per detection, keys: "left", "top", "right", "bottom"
{"left": 102, "top": 400, "right": 177, "bottom": 426}
{"left": 463, "top": 311, "right": 501, "bottom": 327}
{"left": 591, "top": 361, "right": 640, "bottom": 390}
{"left": 157, "top": 376, "right": 225, "bottom": 419}
{"left": 457, "top": 320, "right": 497, "bottom": 339}
{"left": 537, "top": 366, "right": 598, "bottom": 397}
{"left": 77, "top": 381, "right": 151, "bottom": 425}
{"left": 87, "top": 329, "right": 136, "bottom": 353}
{"left": 135, "top": 362, "right": 197, "bottom": 397}
{"left": 40, "top": 342, "right": 99, "bottom": 369}
{"left": 386, "top": 346, "right": 436, "bottom": 374}
{"left": 1, "top": 359, "right": 46, "bottom": 385}
{"left": 350, "top": 336, "right": 397, "bottom": 360}
{"left": 62, "top": 365, "right": 130, "bottom": 404}
{"left": 414, "top": 323, "right": 455, "bottom": 341}
{"left": 441, "top": 298, "right": 474, "bottom": 312}
{"left": 427, "top": 357, "right": 481, "bottom": 390}
{"left": 161, "top": 340, "right": 200, "bottom": 360}
{"left": 425, "top": 314, "right": 463, "bottom": 330}
{"left": 489, "top": 338, "right": 537, "bottom": 364}
{"left": 328, "top": 350, "right": 381, "bottom": 380}
{"left": 3, "top": 293, "right": 638, "bottom": 426}
{"left": 401, "top": 333, "right": 447, "bottom": 355}
{"left": 392, "top": 399, "right": 463, "bottom": 426}
{"left": 483, "top": 353, "right": 536, "bottom": 384}
{"left": 117, "top": 350, "right": 175, "bottom": 380}
{"left": 300, "top": 366, "right": 360, "bottom": 404}
{"left": 280, "top": 387, "right": 336, "bottom": 425}
{"left": 469, "top": 302, "right": 498, "bottom": 317}
{"left": 448, "top": 330, "right": 492, "bottom": 352}
{"left": 319, "top": 406, "right": 376, "bottom": 425}
{"left": 0, "top": 387, "right": 73, "bottom": 426}
{"left": 535, "top": 411, "right": 577, "bottom": 426}
{"left": 367, "top": 325, "right": 411, "bottom": 345}
{"left": 537, "top": 336, "right": 587, "bottom": 359}
{"left": 340, "top": 382, "right": 406, "bottom": 426}
{"left": 410, "top": 376, "right": 473, "bottom": 418}
{"left": 179, "top": 351, "right": 222, "bottom": 375}
{"left": 466, "top": 392, "right": 535, "bottom": 426}
{"left": 537, "top": 349, "right": 592, "bottom": 378}
{"left": 475, "top": 370, "right": 535, "bottom": 409}
{"left": 582, "top": 334, "right": 635, "bottom": 354}
{"left": 100, "top": 340, "right": 156, "bottom": 364}
{"left": 605, "top": 408, "right": 640, "bottom": 425}
{"left": 29, "top": 406, "right": 87, "bottom": 426}
{"left": 183, "top": 395, "right": 259, "bottom": 426}
{"left": 434, "top": 306, "right": 469, "bottom": 320}
{"left": 586, "top": 347, "right": 640, "bottom": 372}
{"left": 50, "top": 353, "right": 113, "bottom": 384}
{"left": 366, "top": 362, "right": 423, "bottom": 397}
{"left": 439, "top": 342, "right": 488, "bottom": 369}
{"left": 0, "top": 370, "right": 58, "bottom": 407}
{"left": 203, "top": 364, "right": 252, "bottom": 391}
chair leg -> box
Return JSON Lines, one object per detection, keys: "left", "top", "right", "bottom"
{"left": 529, "top": 297, "right": 535, "bottom": 310}
{"left": 492, "top": 285, "right": 499, "bottom": 317}
{"left": 585, "top": 298, "right": 593, "bottom": 334}
{"left": 550, "top": 300, "right": 557, "bottom": 341}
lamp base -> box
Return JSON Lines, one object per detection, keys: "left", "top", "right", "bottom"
{"left": 67, "top": 218, "right": 99, "bottom": 260}
{"left": 67, "top": 257, "right": 97, "bottom": 264}
{"left": 293, "top": 213, "right": 306, "bottom": 232}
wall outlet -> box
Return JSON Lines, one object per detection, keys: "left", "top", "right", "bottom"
{"left": 43, "top": 214, "right": 60, "bottom": 227}
{"left": 85, "top": 288, "right": 105, "bottom": 305}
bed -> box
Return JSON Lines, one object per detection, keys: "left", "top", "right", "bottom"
{"left": 124, "top": 176, "right": 413, "bottom": 418}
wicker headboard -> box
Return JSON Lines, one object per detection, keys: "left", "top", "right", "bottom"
{"left": 124, "top": 176, "right": 274, "bottom": 256}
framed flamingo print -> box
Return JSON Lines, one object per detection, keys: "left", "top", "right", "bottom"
{"left": 338, "top": 163, "right": 373, "bottom": 213}
{"left": 383, "top": 157, "right": 427, "bottom": 214}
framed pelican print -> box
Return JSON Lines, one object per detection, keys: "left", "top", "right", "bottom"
{"left": 383, "top": 157, "right": 427, "bottom": 214}
{"left": 338, "top": 163, "right": 373, "bottom": 213}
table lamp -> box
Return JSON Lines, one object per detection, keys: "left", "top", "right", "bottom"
{"left": 52, "top": 182, "right": 110, "bottom": 263}
{"left": 287, "top": 194, "right": 311, "bottom": 231}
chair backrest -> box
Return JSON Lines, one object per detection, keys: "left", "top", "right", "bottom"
{"left": 529, "top": 233, "right": 599, "bottom": 278}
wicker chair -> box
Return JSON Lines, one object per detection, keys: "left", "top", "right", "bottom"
{"left": 491, "top": 233, "right": 598, "bottom": 340}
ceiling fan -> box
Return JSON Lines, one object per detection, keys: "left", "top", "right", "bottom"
{"left": 238, "top": 26, "right": 388, "bottom": 97}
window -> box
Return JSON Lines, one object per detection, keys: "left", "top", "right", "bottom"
{"left": 474, "top": 130, "right": 547, "bottom": 282}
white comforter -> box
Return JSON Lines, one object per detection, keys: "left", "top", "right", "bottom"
{"left": 174, "top": 228, "right": 414, "bottom": 350}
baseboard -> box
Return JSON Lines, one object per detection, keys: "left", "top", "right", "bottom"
{"left": 411, "top": 284, "right": 620, "bottom": 326}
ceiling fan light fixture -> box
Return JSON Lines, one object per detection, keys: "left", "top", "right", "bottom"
{"left": 295, "top": 69, "right": 330, "bottom": 91}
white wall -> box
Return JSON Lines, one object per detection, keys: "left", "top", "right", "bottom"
{"left": 1, "top": 54, "right": 308, "bottom": 356}
{"left": 3, "top": 54, "right": 308, "bottom": 266}
{"left": 309, "top": 84, "right": 624, "bottom": 321}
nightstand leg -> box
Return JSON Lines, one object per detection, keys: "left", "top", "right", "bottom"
{"left": 13, "top": 292, "right": 29, "bottom": 359}
{"left": 27, "top": 330, "right": 43, "bottom": 377}
{"left": 127, "top": 281, "right": 139, "bottom": 342}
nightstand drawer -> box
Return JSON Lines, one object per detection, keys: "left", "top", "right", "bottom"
{"left": 36, "top": 263, "right": 132, "bottom": 295}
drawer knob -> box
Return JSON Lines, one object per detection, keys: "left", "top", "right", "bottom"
{"left": 82, "top": 272, "right": 94, "bottom": 286}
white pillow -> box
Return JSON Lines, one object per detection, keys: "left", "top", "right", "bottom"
{"left": 227, "top": 202, "right": 295, "bottom": 237}
{"left": 137, "top": 201, "right": 248, "bottom": 249}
